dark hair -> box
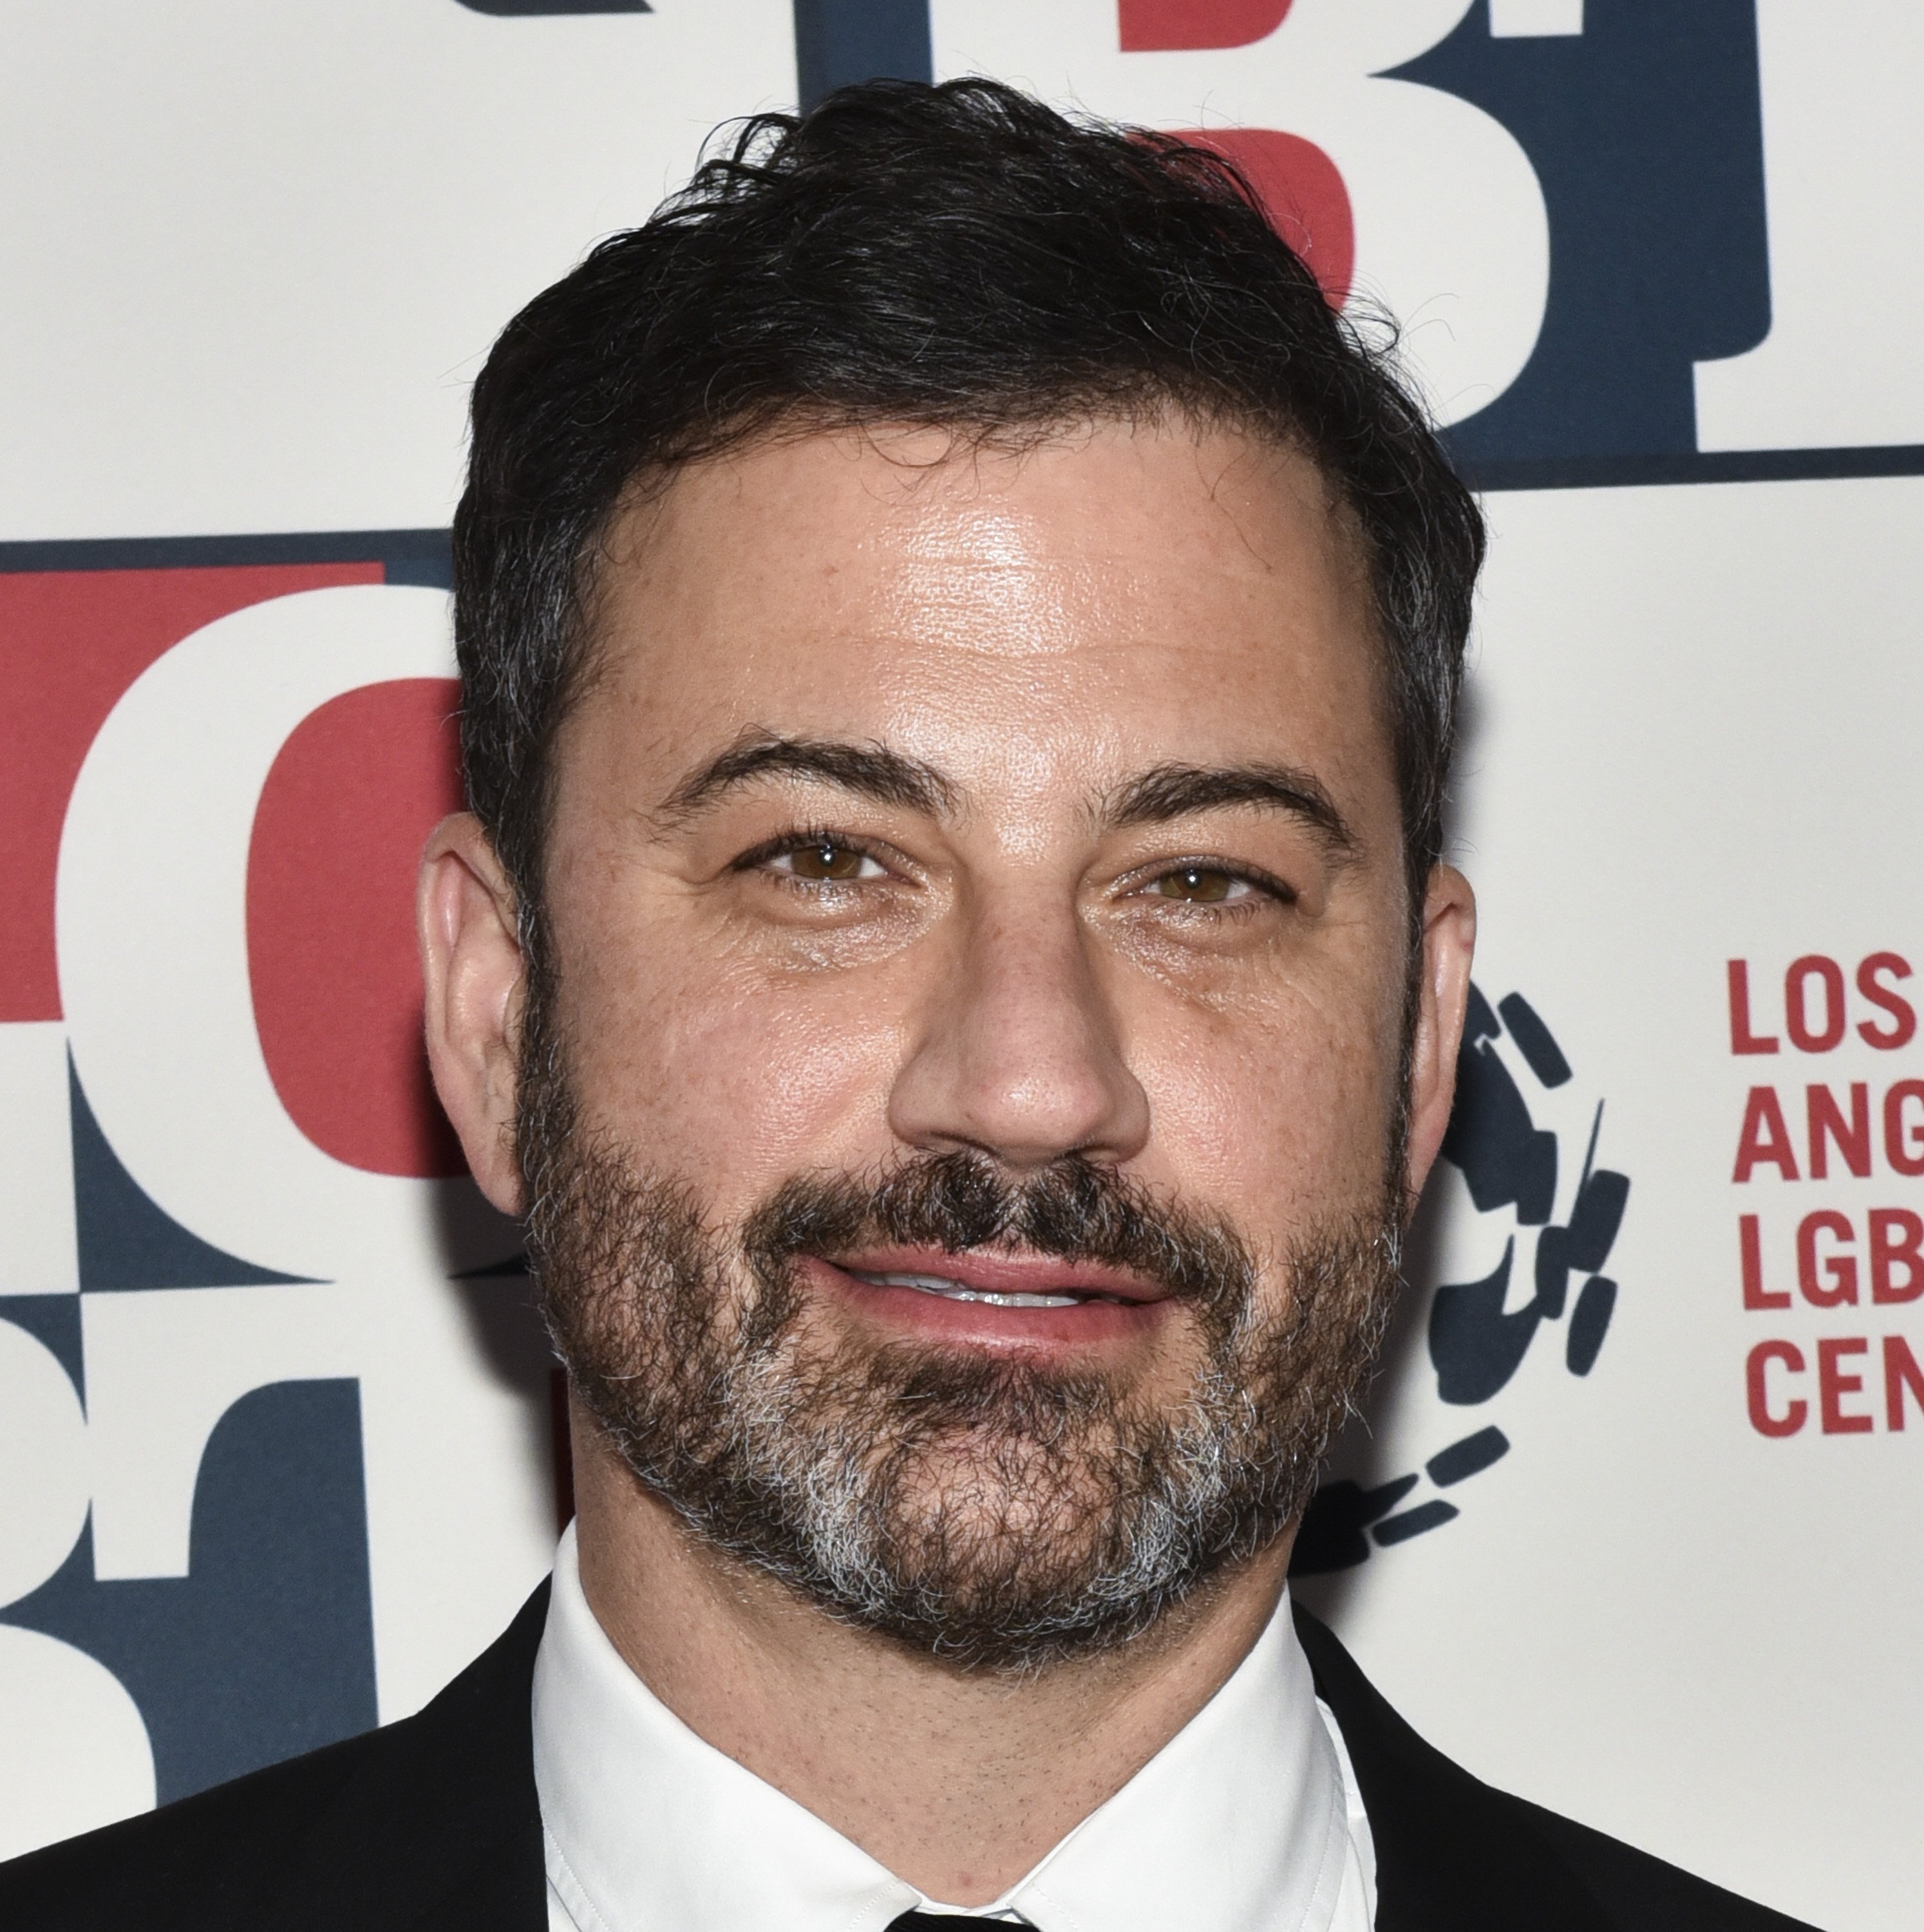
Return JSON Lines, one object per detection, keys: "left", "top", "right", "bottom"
{"left": 455, "top": 77, "right": 1483, "bottom": 921}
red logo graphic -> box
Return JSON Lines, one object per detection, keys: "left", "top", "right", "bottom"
{"left": 1119, "top": 0, "right": 1293, "bottom": 52}
{"left": 249, "top": 679, "right": 466, "bottom": 1179}
{"left": 1, "top": 560, "right": 460, "bottom": 1176}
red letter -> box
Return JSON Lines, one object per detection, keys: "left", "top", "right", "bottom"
{"left": 1856, "top": 952, "right": 1916, "bottom": 1049}
{"left": 1739, "top": 1215, "right": 1791, "bottom": 1309}
{"left": 1733, "top": 1086, "right": 1800, "bottom": 1182}
{"left": 0, "top": 564, "right": 384, "bottom": 1023}
{"left": 1798, "top": 1209, "right": 1858, "bottom": 1305}
{"left": 1807, "top": 1082, "right": 1871, "bottom": 1179}
{"left": 1817, "top": 1337, "right": 1874, "bottom": 1433}
{"left": 1118, "top": 0, "right": 1292, "bottom": 51}
{"left": 1869, "top": 1209, "right": 1924, "bottom": 1303}
{"left": 1885, "top": 1336, "right": 1924, "bottom": 1429}
{"left": 1785, "top": 954, "right": 1846, "bottom": 1052}
{"left": 1747, "top": 1341, "right": 1806, "bottom": 1437}
{"left": 1727, "top": 959, "right": 1780, "bottom": 1054}
{"left": 1884, "top": 1080, "right": 1924, "bottom": 1177}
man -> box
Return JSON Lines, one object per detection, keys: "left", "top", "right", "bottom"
{"left": 1, "top": 79, "right": 1812, "bottom": 1932}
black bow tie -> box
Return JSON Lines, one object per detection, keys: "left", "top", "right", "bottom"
{"left": 886, "top": 1915, "right": 1029, "bottom": 1931}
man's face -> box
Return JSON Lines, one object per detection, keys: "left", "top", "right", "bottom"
{"left": 446, "top": 418, "right": 1471, "bottom": 1666}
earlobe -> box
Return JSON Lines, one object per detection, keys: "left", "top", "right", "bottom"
{"left": 419, "top": 812, "right": 528, "bottom": 1215}
{"left": 1402, "top": 862, "right": 1477, "bottom": 1209}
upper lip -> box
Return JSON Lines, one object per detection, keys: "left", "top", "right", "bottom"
{"left": 823, "top": 1246, "right": 1169, "bottom": 1303}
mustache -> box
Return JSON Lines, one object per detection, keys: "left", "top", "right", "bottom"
{"left": 739, "top": 1149, "right": 1256, "bottom": 1311}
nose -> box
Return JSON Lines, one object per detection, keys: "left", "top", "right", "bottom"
{"left": 887, "top": 887, "right": 1151, "bottom": 1171}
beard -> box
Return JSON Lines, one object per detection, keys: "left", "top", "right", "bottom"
{"left": 520, "top": 994, "right": 1405, "bottom": 1674}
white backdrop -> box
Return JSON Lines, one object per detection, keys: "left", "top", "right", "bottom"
{"left": 3, "top": 6, "right": 1921, "bottom": 1929}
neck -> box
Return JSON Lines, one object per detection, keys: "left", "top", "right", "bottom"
{"left": 569, "top": 1414, "right": 1297, "bottom": 1906}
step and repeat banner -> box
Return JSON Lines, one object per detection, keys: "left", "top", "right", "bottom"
{"left": 3, "top": 5, "right": 1920, "bottom": 1927}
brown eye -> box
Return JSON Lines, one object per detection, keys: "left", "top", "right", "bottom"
{"left": 775, "top": 842, "right": 874, "bottom": 882}
{"left": 1154, "top": 867, "right": 1243, "bottom": 903}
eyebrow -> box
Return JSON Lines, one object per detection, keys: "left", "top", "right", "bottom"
{"left": 1102, "top": 761, "right": 1358, "bottom": 855}
{"left": 656, "top": 732, "right": 1355, "bottom": 857}
{"left": 655, "top": 730, "right": 958, "bottom": 826}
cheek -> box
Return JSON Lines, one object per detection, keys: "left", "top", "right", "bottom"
{"left": 558, "top": 915, "right": 907, "bottom": 1203}
{"left": 1126, "top": 971, "right": 1403, "bottom": 1229}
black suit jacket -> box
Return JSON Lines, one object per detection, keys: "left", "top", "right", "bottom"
{"left": 0, "top": 1585, "right": 1819, "bottom": 1931}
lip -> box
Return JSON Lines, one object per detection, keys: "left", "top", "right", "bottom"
{"left": 801, "top": 1245, "right": 1171, "bottom": 1351}
{"left": 828, "top": 1245, "right": 1167, "bottom": 1303}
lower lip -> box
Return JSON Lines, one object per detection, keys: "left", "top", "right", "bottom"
{"left": 802, "top": 1256, "right": 1169, "bottom": 1351}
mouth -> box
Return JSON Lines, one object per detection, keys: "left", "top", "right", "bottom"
{"left": 844, "top": 1268, "right": 1127, "bottom": 1311}
{"left": 808, "top": 1246, "right": 1169, "bottom": 1349}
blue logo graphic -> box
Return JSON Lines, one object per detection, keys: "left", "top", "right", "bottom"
{"left": 0, "top": 1065, "right": 379, "bottom": 1804}
{"left": 1292, "top": 982, "right": 1630, "bottom": 1575}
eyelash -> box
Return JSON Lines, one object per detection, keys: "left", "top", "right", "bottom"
{"left": 1131, "top": 859, "right": 1296, "bottom": 913}
{"left": 733, "top": 828, "right": 896, "bottom": 886}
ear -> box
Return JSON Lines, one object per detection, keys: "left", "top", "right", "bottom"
{"left": 1402, "top": 862, "right": 1476, "bottom": 1211}
{"left": 419, "top": 812, "right": 527, "bottom": 1215}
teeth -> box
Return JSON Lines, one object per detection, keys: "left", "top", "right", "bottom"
{"left": 850, "top": 1269, "right": 1087, "bottom": 1309}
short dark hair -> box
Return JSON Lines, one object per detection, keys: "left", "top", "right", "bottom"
{"left": 455, "top": 77, "right": 1484, "bottom": 920}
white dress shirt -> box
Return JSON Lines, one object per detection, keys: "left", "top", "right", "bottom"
{"left": 534, "top": 1524, "right": 1376, "bottom": 1932}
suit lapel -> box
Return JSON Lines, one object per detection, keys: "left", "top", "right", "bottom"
{"left": 1294, "top": 1602, "right": 1612, "bottom": 1932}
{"left": 272, "top": 1580, "right": 552, "bottom": 1932}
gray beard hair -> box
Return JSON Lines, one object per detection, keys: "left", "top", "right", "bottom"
{"left": 520, "top": 999, "right": 1406, "bottom": 1674}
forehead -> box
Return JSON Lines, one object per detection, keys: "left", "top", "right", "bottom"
{"left": 577, "top": 419, "right": 1390, "bottom": 816}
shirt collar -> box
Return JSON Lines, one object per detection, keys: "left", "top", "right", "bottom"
{"left": 999, "top": 1595, "right": 1351, "bottom": 1932}
{"left": 533, "top": 1524, "right": 1359, "bottom": 1932}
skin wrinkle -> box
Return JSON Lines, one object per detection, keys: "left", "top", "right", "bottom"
{"left": 419, "top": 415, "right": 1476, "bottom": 1900}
